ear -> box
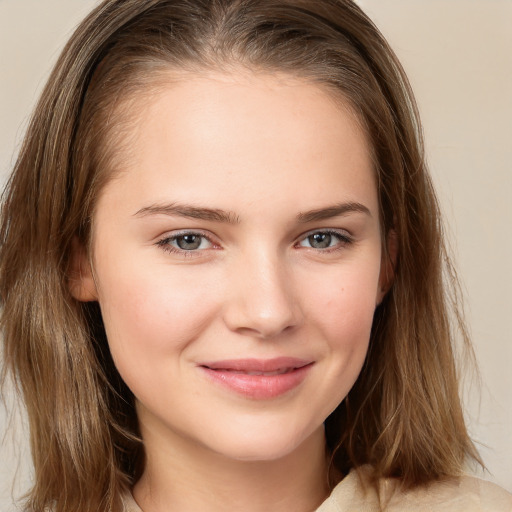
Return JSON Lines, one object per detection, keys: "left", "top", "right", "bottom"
{"left": 68, "top": 237, "right": 98, "bottom": 302}
{"left": 377, "top": 229, "right": 398, "bottom": 305}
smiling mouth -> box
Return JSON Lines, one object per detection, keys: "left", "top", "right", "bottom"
{"left": 198, "top": 358, "right": 314, "bottom": 399}
{"left": 208, "top": 367, "right": 298, "bottom": 376}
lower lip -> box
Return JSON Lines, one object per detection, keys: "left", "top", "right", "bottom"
{"left": 199, "top": 364, "right": 313, "bottom": 400}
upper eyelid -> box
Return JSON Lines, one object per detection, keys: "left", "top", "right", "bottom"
{"left": 154, "top": 233, "right": 218, "bottom": 261}
{"left": 155, "top": 227, "right": 353, "bottom": 249}
{"left": 297, "top": 227, "right": 353, "bottom": 240}
{"left": 155, "top": 230, "right": 218, "bottom": 251}
{"left": 157, "top": 229, "right": 216, "bottom": 242}
{"left": 295, "top": 229, "right": 354, "bottom": 252}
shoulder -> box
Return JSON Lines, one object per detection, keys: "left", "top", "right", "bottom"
{"left": 388, "top": 474, "right": 512, "bottom": 512}
{"left": 317, "top": 468, "right": 512, "bottom": 512}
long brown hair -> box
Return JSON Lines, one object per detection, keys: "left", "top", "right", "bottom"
{"left": 1, "top": 1, "right": 480, "bottom": 510}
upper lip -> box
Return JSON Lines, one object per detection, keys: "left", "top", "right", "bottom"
{"left": 199, "top": 357, "right": 313, "bottom": 373}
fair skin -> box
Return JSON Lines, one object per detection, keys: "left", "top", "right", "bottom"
{"left": 71, "top": 70, "right": 392, "bottom": 512}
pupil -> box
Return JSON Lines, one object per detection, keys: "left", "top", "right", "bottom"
{"left": 310, "top": 233, "right": 331, "bottom": 249}
{"left": 177, "top": 235, "right": 201, "bottom": 250}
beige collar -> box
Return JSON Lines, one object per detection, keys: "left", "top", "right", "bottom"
{"left": 122, "top": 467, "right": 512, "bottom": 512}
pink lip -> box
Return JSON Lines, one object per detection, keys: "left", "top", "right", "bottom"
{"left": 198, "top": 357, "right": 314, "bottom": 400}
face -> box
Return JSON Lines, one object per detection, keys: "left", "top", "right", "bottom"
{"left": 74, "top": 71, "right": 389, "bottom": 463}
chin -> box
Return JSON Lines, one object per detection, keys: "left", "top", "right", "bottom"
{"left": 205, "top": 424, "right": 322, "bottom": 463}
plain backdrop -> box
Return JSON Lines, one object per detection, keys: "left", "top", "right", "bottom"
{"left": 1, "top": 0, "right": 511, "bottom": 509}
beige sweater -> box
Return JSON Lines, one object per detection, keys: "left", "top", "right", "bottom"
{"left": 123, "top": 468, "right": 512, "bottom": 511}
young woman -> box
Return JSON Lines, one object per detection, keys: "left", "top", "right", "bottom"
{"left": 1, "top": 1, "right": 510, "bottom": 511}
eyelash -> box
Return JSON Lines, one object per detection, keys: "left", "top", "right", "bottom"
{"left": 296, "top": 229, "right": 353, "bottom": 253}
{"left": 155, "top": 229, "right": 353, "bottom": 256}
{"left": 156, "top": 231, "right": 217, "bottom": 256}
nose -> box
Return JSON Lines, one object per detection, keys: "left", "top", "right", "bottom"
{"left": 222, "top": 251, "right": 302, "bottom": 339}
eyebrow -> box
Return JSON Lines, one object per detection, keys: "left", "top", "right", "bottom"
{"left": 134, "top": 203, "right": 241, "bottom": 224}
{"left": 133, "top": 201, "right": 371, "bottom": 224}
{"left": 297, "top": 202, "right": 371, "bottom": 223}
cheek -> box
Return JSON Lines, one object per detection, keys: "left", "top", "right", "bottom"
{"left": 305, "top": 257, "right": 381, "bottom": 336}
{"left": 94, "top": 259, "right": 219, "bottom": 383}
{"left": 303, "top": 259, "right": 380, "bottom": 391}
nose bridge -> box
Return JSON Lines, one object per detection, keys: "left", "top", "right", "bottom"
{"left": 223, "top": 244, "right": 300, "bottom": 338}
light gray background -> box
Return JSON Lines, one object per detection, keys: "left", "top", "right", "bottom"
{"left": 1, "top": 1, "right": 511, "bottom": 509}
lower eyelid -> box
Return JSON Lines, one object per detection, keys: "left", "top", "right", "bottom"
{"left": 297, "top": 230, "right": 353, "bottom": 247}
{"left": 156, "top": 232, "right": 216, "bottom": 252}
{"left": 155, "top": 230, "right": 353, "bottom": 254}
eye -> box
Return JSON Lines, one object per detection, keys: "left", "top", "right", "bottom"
{"left": 297, "top": 230, "right": 352, "bottom": 250}
{"left": 157, "top": 232, "right": 214, "bottom": 253}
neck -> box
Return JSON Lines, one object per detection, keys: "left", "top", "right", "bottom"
{"left": 133, "top": 424, "right": 329, "bottom": 512}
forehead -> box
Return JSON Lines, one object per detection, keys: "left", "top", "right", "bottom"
{"left": 94, "top": 70, "right": 377, "bottom": 221}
